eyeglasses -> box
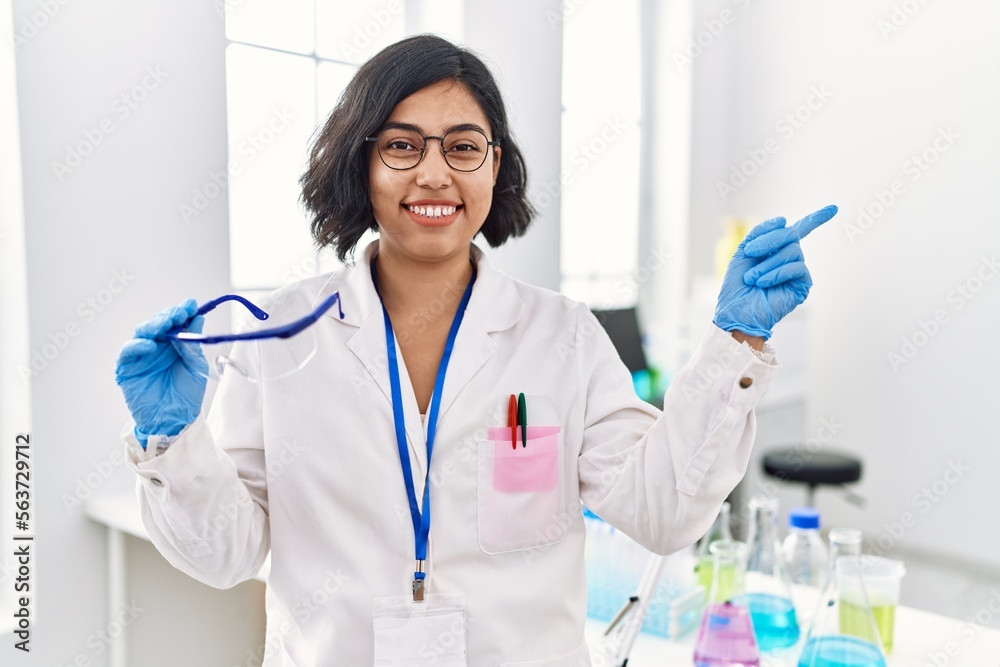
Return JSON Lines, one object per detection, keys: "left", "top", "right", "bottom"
{"left": 365, "top": 125, "right": 500, "bottom": 172}
{"left": 160, "top": 291, "right": 345, "bottom": 383}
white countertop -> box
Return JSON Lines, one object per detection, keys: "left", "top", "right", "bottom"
{"left": 583, "top": 588, "right": 1000, "bottom": 666}
{"left": 88, "top": 487, "right": 1000, "bottom": 666}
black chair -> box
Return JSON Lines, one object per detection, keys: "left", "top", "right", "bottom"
{"left": 762, "top": 447, "right": 863, "bottom": 507}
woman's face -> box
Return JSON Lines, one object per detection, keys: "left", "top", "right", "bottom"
{"left": 368, "top": 79, "right": 502, "bottom": 267}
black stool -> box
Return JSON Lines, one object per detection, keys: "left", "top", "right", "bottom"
{"left": 762, "top": 447, "right": 863, "bottom": 507}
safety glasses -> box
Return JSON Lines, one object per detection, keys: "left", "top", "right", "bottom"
{"left": 161, "top": 289, "right": 344, "bottom": 383}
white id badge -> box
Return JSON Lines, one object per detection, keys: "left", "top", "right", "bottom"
{"left": 372, "top": 592, "right": 468, "bottom": 667}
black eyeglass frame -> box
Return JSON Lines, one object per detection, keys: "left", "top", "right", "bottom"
{"left": 364, "top": 127, "right": 501, "bottom": 173}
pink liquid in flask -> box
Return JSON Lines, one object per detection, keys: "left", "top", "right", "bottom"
{"left": 693, "top": 601, "right": 761, "bottom": 667}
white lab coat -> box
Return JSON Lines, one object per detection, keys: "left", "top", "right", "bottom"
{"left": 124, "top": 240, "right": 779, "bottom": 666}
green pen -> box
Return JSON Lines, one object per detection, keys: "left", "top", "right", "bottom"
{"left": 518, "top": 393, "right": 527, "bottom": 448}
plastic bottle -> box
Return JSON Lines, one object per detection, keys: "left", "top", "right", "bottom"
{"left": 781, "top": 508, "right": 829, "bottom": 587}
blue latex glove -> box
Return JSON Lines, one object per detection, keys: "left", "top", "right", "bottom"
{"left": 115, "top": 299, "right": 208, "bottom": 449}
{"left": 713, "top": 205, "right": 838, "bottom": 341}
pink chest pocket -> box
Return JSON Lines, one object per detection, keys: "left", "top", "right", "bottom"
{"left": 477, "top": 394, "right": 567, "bottom": 554}
{"left": 486, "top": 426, "right": 561, "bottom": 492}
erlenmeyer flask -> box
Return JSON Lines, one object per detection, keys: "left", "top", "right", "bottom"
{"left": 798, "top": 555, "right": 887, "bottom": 667}
{"left": 693, "top": 540, "right": 760, "bottom": 667}
{"left": 740, "top": 495, "right": 800, "bottom": 650}
{"left": 823, "top": 528, "right": 863, "bottom": 589}
{"left": 829, "top": 529, "right": 862, "bottom": 560}
{"left": 695, "top": 502, "right": 732, "bottom": 599}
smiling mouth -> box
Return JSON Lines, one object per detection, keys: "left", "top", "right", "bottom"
{"left": 404, "top": 204, "right": 462, "bottom": 219}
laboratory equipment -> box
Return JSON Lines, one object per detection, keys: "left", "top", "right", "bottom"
{"left": 693, "top": 540, "right": 760, "bottom": 667}
{"left": 165, "top": 286, "right": 345, "bottom": 383}
{"left": 584, "top": 508, "right": 648, "bottom": 623}
{"left": 783, "top": 507, "right": 829, "bottom": 586}
{"left": 840, "top": 556, "right": 905, "bottom": 654}
{"left": 798, "top": 556, "right": 887, "bottom": 667}
{"left": 696, "top": 502, "right": 733, "bottom": 599}
{"left": 741, "top": 495, "right": 800, "bottom": 650}
{"left": 583, "top": 508, "right": 702, "bottom": 639}
{"left": 825, "top": 528, "right": 863, "bottom": 586}
{"left": 595, "top": 553, "right": 706, "bottom": 666}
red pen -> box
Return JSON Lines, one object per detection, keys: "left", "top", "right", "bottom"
{"left": 507, "top": 394, "right": 518, "bottom": 450}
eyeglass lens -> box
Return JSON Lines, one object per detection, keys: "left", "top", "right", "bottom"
{"left": 374, "top": 128, "right": 491, "bottom": 171}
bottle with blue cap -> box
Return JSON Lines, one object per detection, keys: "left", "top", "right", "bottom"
{"left": 781, "top": 507, "right": 830, "bottom": 587}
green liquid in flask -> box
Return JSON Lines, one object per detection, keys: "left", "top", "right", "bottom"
{"left": 840, "top": 600, "right": 896, "bottom": 653}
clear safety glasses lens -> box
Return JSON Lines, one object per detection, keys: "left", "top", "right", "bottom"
{"left": 201, "top": 329, "right": 318, "bottom": 383}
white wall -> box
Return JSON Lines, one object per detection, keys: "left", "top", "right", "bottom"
{"left": 1, "top": 0, "right": 259, "bottom": 664}
{"left": 464, "top": 0, "right": 563, "bottom": 291}
{"left": 694, "top": 1, "right": 1000, "bottom": 570}
{"left": 1, "top": 0, "right": 567, "bottom": 664}
{"left": 0, "top": 0, "right": 33, "bottom": 640}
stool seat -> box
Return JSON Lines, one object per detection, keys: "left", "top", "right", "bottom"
{"left": 763, "top": 448, "right": 862, "bottom": 486}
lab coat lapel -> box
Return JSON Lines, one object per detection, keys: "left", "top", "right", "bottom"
{"left": 431, "top": 245, "right": 522, "bottom": 425}
{"left": 331, "top": 242, "right": 523, "bottom": 481}
{"left": 345, "top": 307, "right": 430, "bottom": 482}
{"left": 335, "top": 243, "right": 430, "bottom": 482}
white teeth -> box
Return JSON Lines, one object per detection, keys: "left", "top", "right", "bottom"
{"left": 408, "top": 205, "right": 458, "bottom": 218}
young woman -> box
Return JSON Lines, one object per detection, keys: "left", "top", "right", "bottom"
{"left": 115, "top": 34, "right": 835, "bottom": 666}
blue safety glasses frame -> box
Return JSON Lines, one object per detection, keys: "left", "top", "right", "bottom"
{"left": 158, "top": 291, "right": 345, "bottom": 381}
{"left": 162, "top": 292, "right": 345, "bottom": 344}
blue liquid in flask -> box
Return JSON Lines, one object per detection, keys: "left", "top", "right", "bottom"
{"left": 743, "top": 592, "right": 800, "bottom": 650}
{"left": 798, "top": 635, "right": 886, "bottom": 667}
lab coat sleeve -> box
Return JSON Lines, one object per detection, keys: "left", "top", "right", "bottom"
{"left": 576, "top": 306, "right": 779, "bottom": 556}
{"left": 123, "top": 362, "right": 270, "bottom": 590}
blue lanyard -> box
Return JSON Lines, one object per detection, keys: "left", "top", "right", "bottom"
{"left": 370, "top": 255, "right": 476, "bottom": 601}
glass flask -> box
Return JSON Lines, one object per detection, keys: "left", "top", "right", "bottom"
{"left": 693, "top": 540, "right": 760, "bottom": 667}
{"left": 824, "top": 528, "right": 863, "bottom": 588}
{"left": 829, "top": 529, "right": 863, "bottom": 560}
{"left": 740, "top": 495, "right": 800, "bottom": 651}
{"left": 696, "top": 502, "right": 733, "bottom": 599}
{"left": 841, "top": 556, "right": 904, "bottom": 655}
{"left": 798, "top": 556, "right": 887, "bottom": 667}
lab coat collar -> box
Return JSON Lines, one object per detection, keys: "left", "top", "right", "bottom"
{"left": 328, "top": 239, "right": 522, "bottom": 482}
{"left": 325, "top": 239, "right": 521, "bottom": 333}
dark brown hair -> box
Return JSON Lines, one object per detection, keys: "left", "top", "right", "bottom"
{"left": 299, "top": 34, "right": 535, "bottom": 261}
